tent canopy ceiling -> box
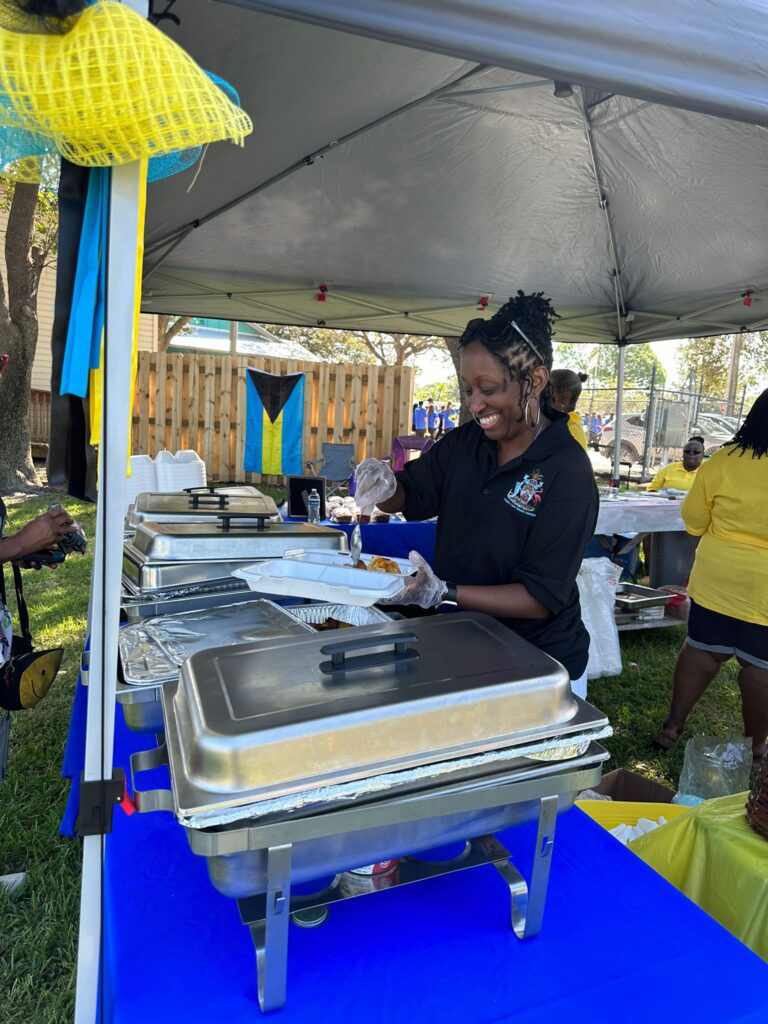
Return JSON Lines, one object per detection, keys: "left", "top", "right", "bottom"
{"left": 143, "top": 0, "right": 768, "bottom": 343}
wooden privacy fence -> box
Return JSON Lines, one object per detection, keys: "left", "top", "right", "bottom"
{"left": 131, "top": 352, "right": 415, "bottom": 484}
{"left": 28, "top": 389, "right": 51, "bottom": 445}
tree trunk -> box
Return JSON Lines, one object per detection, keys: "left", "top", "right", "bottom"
{"left": 443, "top": 336, "right": 471, "bottom": 424}
{"left": 0, "top": 182, "right": 42, "bottom": 491}
{"left": 0, "top": 318, "right": 39, "bottom": 490}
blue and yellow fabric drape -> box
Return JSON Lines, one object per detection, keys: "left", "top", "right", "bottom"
{"left": 245, "top": 369, "right": 305, "bottom": 476}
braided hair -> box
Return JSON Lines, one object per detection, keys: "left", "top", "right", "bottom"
{"left": 729, "top": 388, "right": 768, "bottom": 459}
{"left": 458, "top": 291, "right": 559, "bottom": 418}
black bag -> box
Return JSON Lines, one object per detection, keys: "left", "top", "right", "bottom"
{"left": 0, "top": 562, "right": 64, "bottom": 711}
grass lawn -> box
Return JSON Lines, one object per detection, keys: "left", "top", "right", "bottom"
{"left": 0, "top": 492, "right": 745, "bottom": 1023}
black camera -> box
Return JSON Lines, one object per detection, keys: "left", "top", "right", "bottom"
{"left": 49, "top": 503, "right": 88, "bottom": 557}
{"left": 18, "top": 504, "right": 87, "bottom": 568}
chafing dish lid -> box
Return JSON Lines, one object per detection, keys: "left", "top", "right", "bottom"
{"left": 131, "top": 520, "right": 347, "bottom": 560}
{"left": 171, "top": 612, "right": 581, "bottom": 807}
{"left": 133, "top": 490, "right": 278, "bottom": 518}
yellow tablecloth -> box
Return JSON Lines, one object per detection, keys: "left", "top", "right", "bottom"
{"left": 630, "top": 792, "right": 768, "bottom": 961}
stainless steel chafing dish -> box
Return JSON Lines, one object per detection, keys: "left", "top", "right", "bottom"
{"left": 117, "top": 600, "right": 313, "bottom": 732}
{"left": 122, "top": 519, "right": 347, "bottom": 597}
{"left": 126, "top": 488, "right": 281, "bottom": 534}
{"left": 132, "top": 612, "right": 611, "bottom": 1012}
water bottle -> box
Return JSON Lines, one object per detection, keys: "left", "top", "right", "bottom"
{"left": 307, "top": 488, "right": 321, "bottom": 524}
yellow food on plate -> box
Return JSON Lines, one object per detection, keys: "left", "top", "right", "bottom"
{"left": 367, "top": 555, "right": 401, "bottom": 575}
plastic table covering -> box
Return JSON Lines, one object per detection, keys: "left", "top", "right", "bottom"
{"left": 631, "top": 792, "right": 768, "bottom": 962}
{"left": 94, "top": 705, "right": 768, "bottom": 1024}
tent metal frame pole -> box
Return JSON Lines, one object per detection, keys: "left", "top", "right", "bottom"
{"left": 74, "top": 158, "right": 144, "bottom": 1024}
{"left": 578, "top": 92, "right": 628, "bottom": 325}
{"left": 627, "top": 295, "right": 760, "bottom": 341}
{"left": 143, "top": 63, "right": 492, "bottom": 277}
{"left": 613, "top": 341, "right": 627, "bottom": 486}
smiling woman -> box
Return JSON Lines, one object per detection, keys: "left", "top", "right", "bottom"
{"left": 354, "top": 292, "right": 599, "bottom": 695}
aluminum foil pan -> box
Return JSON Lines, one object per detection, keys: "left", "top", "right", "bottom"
{"left": 144, "top": 600, "right": 311, "bottom": 665}
{"left": 285, "top": 603, "right": 392, "bottom": 629}
{"left": 119, "top": 624, "right": 178, "bottom": 686}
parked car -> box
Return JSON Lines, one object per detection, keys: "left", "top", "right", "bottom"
{"left": 692, "top": 412, "right": 738, "bottom": 444}
{"left": 601, "top": 410, "right": 732, "bottom": 463}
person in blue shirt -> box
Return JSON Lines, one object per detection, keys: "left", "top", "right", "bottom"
{"left": 413, "top": 401, "right": 427, "bottom": 436}
{"left": 441, "top": 401, "right": 457, "bottom": 432}
{"left": 427, "top": 399, "right": 439, "bottom": 437}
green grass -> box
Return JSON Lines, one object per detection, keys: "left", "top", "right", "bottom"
{"left": 0, "top": 491, "right": 745, "bottom": 1023}
{"left": 0, "top": 492, "right": 95, "bottom": 1024}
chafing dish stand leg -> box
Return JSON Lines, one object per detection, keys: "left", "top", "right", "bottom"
{"left": 236, "top": 801, "right": 559, "bottom": 1014}
{"left": 243, "top": 844, "right": 293, "bottom": 1014}
{"left": 494, "top": 794, "right": 558, "bottom": 939}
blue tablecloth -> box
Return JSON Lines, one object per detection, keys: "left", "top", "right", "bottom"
{"left": 98, "top": 706, "right": 768, "bottom": 1024}
{"left": 287, "top": 517, "right": 437, "bottom": 567}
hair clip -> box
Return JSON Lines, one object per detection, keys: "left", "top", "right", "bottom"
{"left": 510, "top": 320, "right": 545, "bottom": 364}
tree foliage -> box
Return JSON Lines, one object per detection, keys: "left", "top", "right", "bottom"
{"left": 0, "top": 179, "right": 58, "bottom": 490}
{"left": 675, "top": 333, "right": 768, "bottom": 398}
{"left": 414, "top": 379, "right": 459, "bottom": 404}
{"left": 674, "top": 335, "right": 731, "bottom": 395}
{"left": 553, "top": 341, "right": 666, "bottom": 387}
{"left": 264, "top": 324, "right": 446, "bottom": 366}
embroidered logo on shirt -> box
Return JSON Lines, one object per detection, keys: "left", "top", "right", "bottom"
{"left": 505, "top": 471, "right": 544, "bottom": 517}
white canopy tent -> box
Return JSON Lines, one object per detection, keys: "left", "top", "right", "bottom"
{"left": 78, "top": 2, "right": 768, "bottom": 1019}
{"left": 143, "top": 0, "right": 768, "bottom": 347}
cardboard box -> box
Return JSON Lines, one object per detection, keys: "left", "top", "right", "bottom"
{"left": 592, "top": 768, "right": 675, "bottom": 803}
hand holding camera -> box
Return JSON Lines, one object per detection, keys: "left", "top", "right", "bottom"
{"left": 15, "top": 504, "right": 87, "bottom": 569}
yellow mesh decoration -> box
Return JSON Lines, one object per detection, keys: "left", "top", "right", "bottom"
{"left": 0, "top": 0, "right": 252, "bottom": 168}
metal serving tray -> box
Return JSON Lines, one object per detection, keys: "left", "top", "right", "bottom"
{"left": 122, "top": 548, "right": 256, "bottom": 595}
{"left": 131, "top": 520, "right": 347, "bottom": 562}
{"left": 126, "top": 490, "right": 280, "bottom": 531}
{"left": 132, "top": 726, "right": 608, "bottom": 1012}
{"left": 615, "top": 583, "right": 673, "bottom": 610}
{"left": 168, "top": 612, "right": 580, "bottom": 817}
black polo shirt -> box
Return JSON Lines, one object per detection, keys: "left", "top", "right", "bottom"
{"left": 396, "top": 412, "right": 598, "bottom": 678}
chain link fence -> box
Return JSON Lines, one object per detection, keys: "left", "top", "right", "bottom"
{"left": 579, "top": 382, "right": 747, "bottom": 479}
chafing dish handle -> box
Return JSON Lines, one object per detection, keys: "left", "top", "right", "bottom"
{"left": 185, "top": 488, "right": 230, "bottom": 509}
{"left": 319, "top": 633, "right": 419, "bottom": 674}
{"left": 217, "top": 514, "right": 270, "bottom": 533}
{"left": 129, "top": 743, "right": 175, "bottom": 813}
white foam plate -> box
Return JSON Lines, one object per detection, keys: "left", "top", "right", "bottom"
{"left": 233, "top": 560, "right": 406, "bottom": 606}
{"left": 282, "top": 548, "right": 416, "bottom": 576}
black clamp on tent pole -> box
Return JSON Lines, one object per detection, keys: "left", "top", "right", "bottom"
{"left": 76, "top": 768, "right": 126, "bottom": 837}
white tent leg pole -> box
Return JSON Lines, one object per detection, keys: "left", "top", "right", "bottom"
{"left": 74, "top": 160, "right": 143, "bottom": 1024}
{"left": 612, "top": 344, "right": 627, "bottom": 486}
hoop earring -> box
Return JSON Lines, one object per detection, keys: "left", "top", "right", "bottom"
{"left": 525, "top": 398, "right": 540, "bottom": 430}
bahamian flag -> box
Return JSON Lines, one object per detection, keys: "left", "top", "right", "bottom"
{"left": 244, "top": 369, "right": 306, "bottom": 475}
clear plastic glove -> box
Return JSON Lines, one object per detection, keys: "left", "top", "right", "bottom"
{"left": 383, "top": 551, "right": 447, "bottom": 608}
{"left": 354, "top": 458, "right": 397, "bottom": 515}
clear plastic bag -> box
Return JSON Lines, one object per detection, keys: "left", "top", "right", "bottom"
{"left": 674, "top": 735, "right": 753, "bottom": 805}
{"left": 577, "top": 558, "right": 622, "bottom": 679}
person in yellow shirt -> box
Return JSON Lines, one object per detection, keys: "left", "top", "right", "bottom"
{"left": 645, "top": 436, "right": 705, "bottom": 491}
{"left": 654, "top": 391, "right": 768, "bottom": 763}
{"left": 550, "top": 369, "right": 588, "bottom": 449}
